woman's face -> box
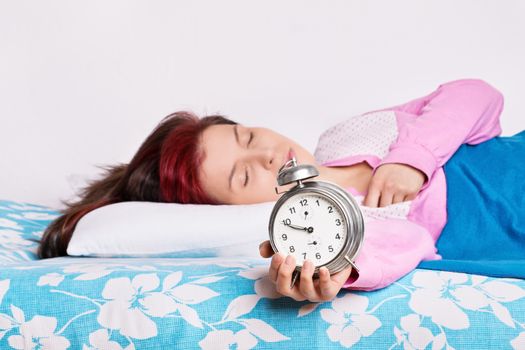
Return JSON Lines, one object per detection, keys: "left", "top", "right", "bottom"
{"left": 198, "top": 124, "right": 317, "bottom": 204}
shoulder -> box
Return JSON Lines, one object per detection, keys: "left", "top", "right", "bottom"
{"left": 314, "top": 111, "right": 399, "bottom": 164}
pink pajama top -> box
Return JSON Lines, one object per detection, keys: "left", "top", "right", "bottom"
{"left": 312, "top": 78, "right": 505, "bottom": 291}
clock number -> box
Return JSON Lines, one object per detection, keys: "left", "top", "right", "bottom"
{"left": 281, "top": 233, "right": 287, "bottom": 241}
{"left": 302, "top": 252, "right": 307, "bottom": 259}
{"left": 315, "top": 199, "right": 320, "bottom": 206}
{"left": 327, "top": 206, "right": 333, "bottom": 214}
{"left": 289, "top": 246, "right": 295, "bottom": 253}
{"left": 328, "top": 245, "right": 334, "bottom": 253}
{"left": 289, "top": 207, "right": 296, "bottom": 214}
{"left": 315, "top": 252, "right": 321, "bottom": 260}
{"left": 335, "top": 218, "right": 341, "bottom": 226}
{"left": 282, "top": 218, "right": 291, "bottom": 226}
{"left": 335, "top": 233, "right": 341, "bottom": 240}
{"left": 300, "top": 199, "right": 308, "bottom": 206}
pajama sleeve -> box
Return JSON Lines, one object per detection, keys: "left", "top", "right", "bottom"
{"left": 375, "top": 78, "right": 504, "bottom": 191}
{"left": 342, "top": 218, "right": 440, "bottom": 291}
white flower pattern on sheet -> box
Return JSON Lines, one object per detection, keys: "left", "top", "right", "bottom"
{"left": 63, "top": 263, "right": 120, "bottom": 281}
{"left": 199, "top": 329, "right": 258, "bottom": 350}
{"left": 511, "top": 332, "right": 525, "bottom": 350}
{"left": 0, "top": 230, "right": 33, "bottom": 250}
{"left": 408, "top": 270, "right": 525, "bottom": 330}
{"left": 393, "top": 314, "right": 435, "bottom": 350}
{"left": 35, "top": 262, "right": 164, "bottom": 286}
{"left": 6, "top": 204, "right": 51, "bottom": 212}
{"left": 7, "top": 313, "right": 70, "bottom": 350}
{"left": 37, "top": 273, "right": 65, "bottom": 287}
{"left": 83, "top": 328, "right": 135, "bottom": 350}
{"left": 0, "top": 219, "right": 23, "bottom": 231}
{"left": 98, "top": 273, "right": 180, "bottom": 339}
{"left": 214, "top": 266, "right": 290, "bottom": 346}
{"left": 0, "top": 279, "right": 9, "bottom": 304}
{"left": 320, "top": 293, "right": 382, "bottom": 348}
{"left": 0, "top": 229, "right": 36, "bottom": 264}
{"left": 18, "top": 212, "right": 59, "bottom": 221}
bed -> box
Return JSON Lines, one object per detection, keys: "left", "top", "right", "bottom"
{"left": 1, "top": 199, "right": 524, "bottom": 349}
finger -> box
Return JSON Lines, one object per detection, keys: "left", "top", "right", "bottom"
{"left": 393, "top": 192, "right": 406, "bottom": 204}
{"left": 405, "top": 193, "right": 417, "bottom": 201}
{"left": 318, "top": 266, "right": 337, "bottom": 300}
{"left": 330, "top": 265, "right": 354, "bottom": 285}
{"left": 275, "top": 254, "right": 297, "bottom": 296}
{"left": 319, "top": 266, "right": 353, "bottom": 301}
{"left": 299, "top": 260, "right": 319, "bottom": 301}
{"left": 259, "top": 240, "right": 274, "bottom": 258}
{"left": 269, "top": 253, "right": 285, "bottom": 283}
{"left": 379, "top": 188, "right": 394, "bottom": 207}
{"left": 363, "top": 185, "right": 381, "bottom": 208}
{"left": 275, "top": 255, "right": 307, "bottom": 301}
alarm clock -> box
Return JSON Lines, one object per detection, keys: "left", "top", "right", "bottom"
{"left": 268, "top": 156, "right": 365, "bottom": 288}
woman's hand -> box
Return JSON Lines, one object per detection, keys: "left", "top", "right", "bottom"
{"left": 363, "top": 163, "right": 427, "bottom": 208}
{"left": 259, "top": 240, "right": 352, "bottom": 302}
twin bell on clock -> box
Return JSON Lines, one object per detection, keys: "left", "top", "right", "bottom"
{"left": 268, "top": 152, "right": 365, "bottom": 287}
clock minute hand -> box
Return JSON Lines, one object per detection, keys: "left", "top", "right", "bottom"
{"left": 284, "top": 222, "right": 314, "bottom": 234}
{"left": 286, "top": 223, "right": 308, "bottom": 231}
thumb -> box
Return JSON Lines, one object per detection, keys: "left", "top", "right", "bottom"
{"left": 259, "top": 240, "right": 274, "bottom": 258}
{"left": 331, "top": 265, "right": 353, "bottom": 285}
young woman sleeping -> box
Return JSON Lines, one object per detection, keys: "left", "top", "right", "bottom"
{"left": 38, "top": 78, "right": 525, "bottom": 303}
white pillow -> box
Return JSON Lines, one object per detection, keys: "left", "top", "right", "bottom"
{"left": 67, "top": 201, "right": 276, "bottom": 258}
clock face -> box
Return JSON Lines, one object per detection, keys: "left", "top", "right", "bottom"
{"left": 271, "top": 191, "right": 347, "bottom": 267}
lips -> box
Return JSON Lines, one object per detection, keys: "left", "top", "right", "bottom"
{"left": 279, "top": 148, "right": 296, "bottom": 171}
{"left": 278, "top": 148, "right": 293, "bottom": 170}
{"left": 288, "top": 148, "right": 295, "bottom": 161}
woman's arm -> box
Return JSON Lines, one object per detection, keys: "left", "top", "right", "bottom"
{"left": 374, "top": 78, "right": 504, "bottom": 192}
{"left": 343, "top": 217, "right": 439, "bottom": 291}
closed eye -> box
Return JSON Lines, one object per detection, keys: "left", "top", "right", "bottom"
{"left": 243, "top": 131, "right": 253, "bottom": 187}
{"left": 244, "top": 167, "right": 249, "bottom": 187}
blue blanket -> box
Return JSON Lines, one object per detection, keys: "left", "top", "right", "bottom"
{"left": 417, "top": 130, "right": 525, "bottom": 278}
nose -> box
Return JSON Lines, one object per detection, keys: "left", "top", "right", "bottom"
{"left": 244, "top": 148, "right": 275, "bottom": 170}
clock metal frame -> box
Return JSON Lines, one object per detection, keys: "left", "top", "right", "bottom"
{"left": 268, "top": 180, "right": 365, "bottom": 277}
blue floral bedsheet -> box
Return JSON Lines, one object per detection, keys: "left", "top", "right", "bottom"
{"left": 1, "top": 199, "right": 525, "bottom": 349}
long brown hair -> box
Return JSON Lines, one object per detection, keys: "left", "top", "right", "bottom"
{"left": 37, "top": 111, "right": 237, "bottom": 259}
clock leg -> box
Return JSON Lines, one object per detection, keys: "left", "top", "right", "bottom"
{"left": 344, "top": 255, "right": 360, "bottom": 273}
{"left": 290, "top": 270, "right": 300, "bottom": 289}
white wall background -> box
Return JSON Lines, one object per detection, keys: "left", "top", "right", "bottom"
{"left": 1, "top": 0, "right": 524, "bottom": 210}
